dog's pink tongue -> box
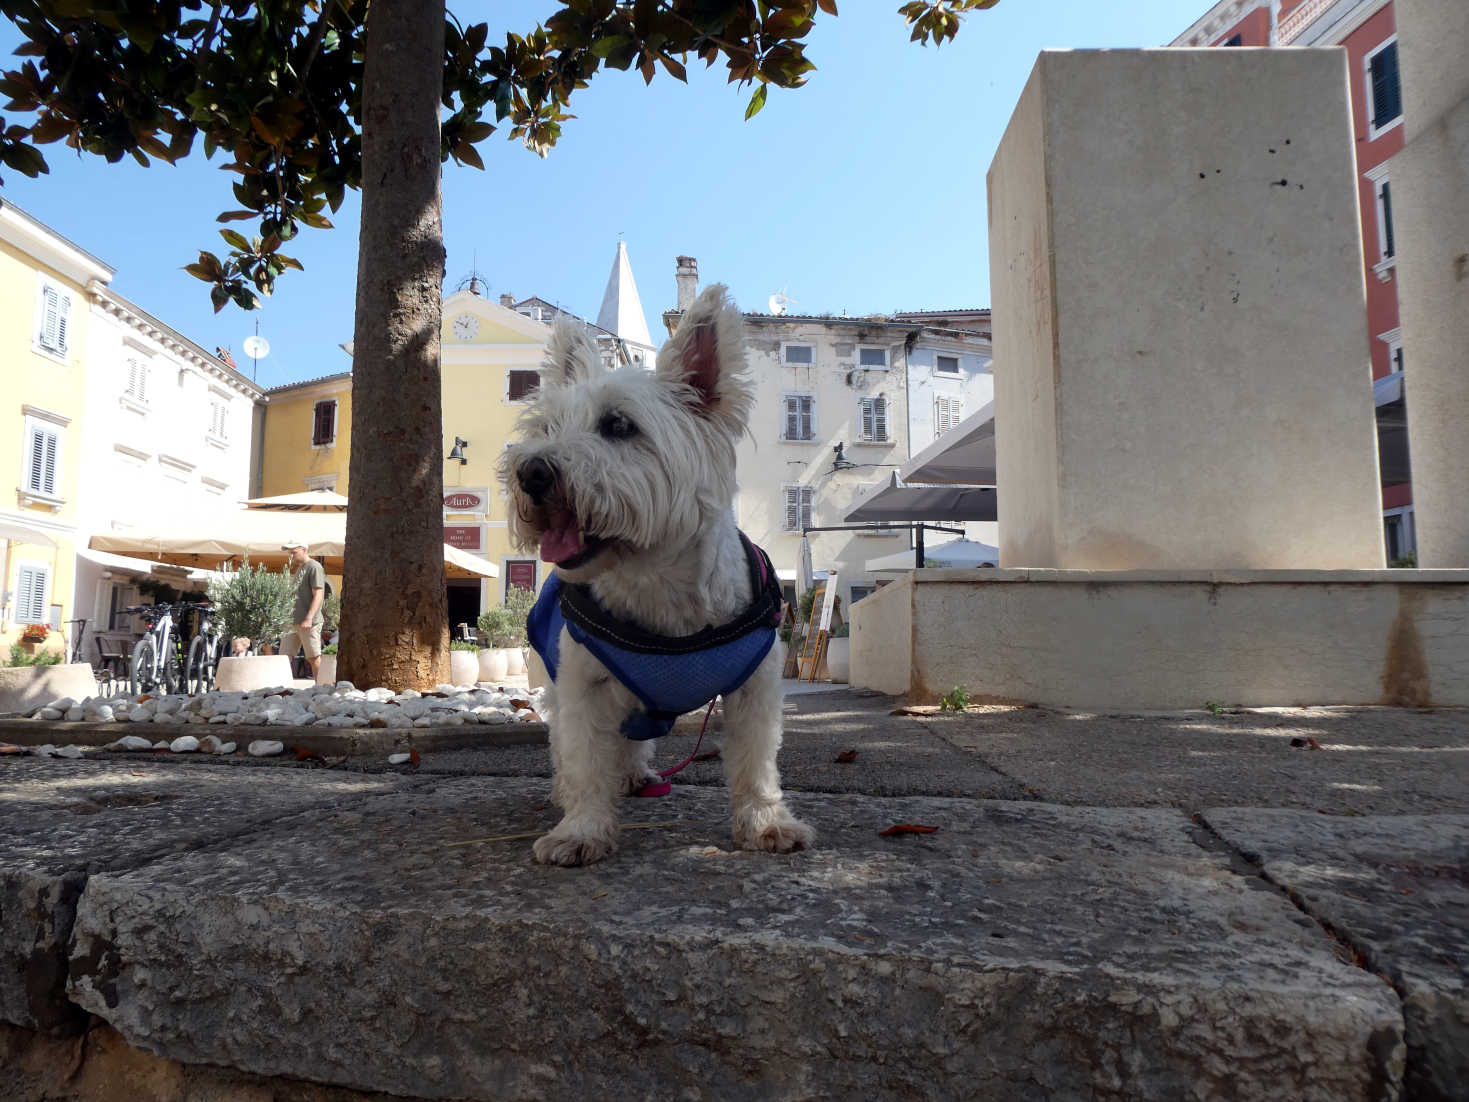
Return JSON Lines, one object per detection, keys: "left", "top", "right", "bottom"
{"left": 540, "top": 523, "right": 586, "bottom": 564}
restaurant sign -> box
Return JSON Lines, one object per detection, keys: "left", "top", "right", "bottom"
{"left": 443, "top": 487, "right": 488, "bottom": 515}
{"left": 443, "top": 525, "right": 484, "bottom": 552}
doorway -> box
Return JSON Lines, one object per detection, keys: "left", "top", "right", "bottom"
{"left": 446, "top": 580, "right": 482, "bottom": 639}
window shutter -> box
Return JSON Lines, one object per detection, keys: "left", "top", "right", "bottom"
{"left": 16, "top": 565, "right": 46, "bottom": 623}
{"left": 800, "top": 488, "right": 813, "bottom": 530}
{"left": 42, "top": 432, "right": 58, "bottom": 495}
{"left": 784, "top": 488, "right": 799, "bottom": 530}
{"left": 800, "top": 396, "right": 812, "bottom": 440}
{"left": 1371, "top": 44, "right": 1401, "bottom": 128}
{"left": 875, "top": 397, "right": 887, "bottom": 441}
{"left": 26, "top": 425, "right": 58, "bottom": 496}
{"left": 56, "top": 293, "right": 69, "bottom": 354}
{"left": 1380, "top": 181, "right": 1395, "bottom": 258}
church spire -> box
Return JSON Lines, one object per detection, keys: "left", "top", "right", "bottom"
{"left": 595, "top": 241, "right": 654, "bottom": 350}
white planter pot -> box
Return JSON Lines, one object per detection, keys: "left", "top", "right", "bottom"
{"left": 825, "top": 637, "right": 850, "bottom": 684}
{"left": 214, "top": 655, "right": 294, "bottom": 693}
{"left": 0, "top": 662, "right": 99, "bottom": 715}
{"left": 505, "top": 647, "right": 526, "bottom": 676}
{"left": 478, "top": 647, "right": 509, "bottom": 683}
{"left": 450, "top": 650, "right": 479, "bottom": 687}
{"left": 315, "top": 654, "right": 338, "bottom": 685}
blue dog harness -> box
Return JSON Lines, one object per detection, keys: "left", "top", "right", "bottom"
{"left": 527, "top": 533, "right": 783, "bottom": 740}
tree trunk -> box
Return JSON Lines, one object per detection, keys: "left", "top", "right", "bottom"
{"left": 338, "top": 0, "right": 449, "bottom": 691}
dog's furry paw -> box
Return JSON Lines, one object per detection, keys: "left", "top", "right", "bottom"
{"left": 533, "top": 826, "right": 617, "bottom": 867}
{"left": 618, "top": 768, "right": 663, "bottom": 796}
{"left": 733, "top": 807, "right": 815, "bottom": 854}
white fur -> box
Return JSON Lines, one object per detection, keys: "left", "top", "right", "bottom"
{"left": 499, "top": 285, "right": 814, "bottom": 866}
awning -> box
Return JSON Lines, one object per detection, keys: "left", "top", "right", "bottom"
{"left": 90, "top": 508, "right": 497, "bottom": 579}
{"left": 900, "top": 401, "right": 996, "bottom": 484}
{"left": 77, "top": 546, "right": 221, "bottom": 583}
{"left": 845, "top": 472, "right": 997, "bottom": 524}
{"left": 0, "top": 519, "right": 57, "bottom": 547}
{"left": 865, "top": 537, "right": 999, "bottom": 572}
{"left": 1373, "top": 371, "right": 1403, "bottom": 407}
{"left": 244, "top": 490, "right": 350, "bottom": 512}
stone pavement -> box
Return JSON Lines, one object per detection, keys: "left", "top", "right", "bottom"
{"left": 1, "top": 688, "right": 1465, "bottom": 1101}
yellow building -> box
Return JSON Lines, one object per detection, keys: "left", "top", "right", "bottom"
{"left": 0, "top": 199, "right": 113, "bottom": 658}
{"left": 257, "top": 289, "right": 554, "bottom": 627}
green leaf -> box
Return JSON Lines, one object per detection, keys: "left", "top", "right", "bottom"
{"left": 217, "top": 209, "right": 258, "bottom": 222}
{"left": 452, "top": 141, "right": 484, "bottom": 169}
{"left": 744, "top": 83, "right": 768, "bottom": 120}
{"left": 220, "top": 229, "right": 252, "bottom": 251}
{"left": 297, "top": 209, "right": 333, "bottom": 229}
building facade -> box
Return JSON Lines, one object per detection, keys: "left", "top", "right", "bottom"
{"left": 1172, "top": 0, "right": 1414, "bottom": 559}
{"left": 663, "top": 259, "right": 993, "bottom": 614}
{"left": 0, "top": 200, "right": 111, "bottom": 657}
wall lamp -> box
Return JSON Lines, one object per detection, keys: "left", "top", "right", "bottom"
{"left": 447, "top": 436, "right": 469, "bottom": 465}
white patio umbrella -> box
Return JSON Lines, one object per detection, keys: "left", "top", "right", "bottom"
{"left": 243, "top": 490, "right": 350, "bottom": 512}
{"left": 864, "top": 538, "right": 999, "bottom": 572}
{"left": 796, "top": 536, "right": 814, "bottom": 595}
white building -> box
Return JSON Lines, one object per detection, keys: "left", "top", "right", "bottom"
{"left": 73, "top": 285, "right": 263, "bottom": 656}
{"left": 662, "top": 258, "right": 992, "bottom": 615}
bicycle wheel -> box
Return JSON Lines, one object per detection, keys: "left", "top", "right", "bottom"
{"left": 129, "top": 638, "right": 156, "bottom": 697}
{"left": 186, "top": 636, "right": 209, "bottom": 695}
{"left": 161, "top": 640, "right": 182, "bottom": 696}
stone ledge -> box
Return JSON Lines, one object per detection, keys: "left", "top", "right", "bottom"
{"left": 0, "top": 719, "right": 549, "bottom": 755}
{"left": 910, "top": 567, "right": 1469, "bottom": 585}
{"left": 61, "top": 780, "right": 1403, "bottom": 1100}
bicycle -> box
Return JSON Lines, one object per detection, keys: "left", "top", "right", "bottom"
{"left": 124, "top": 604, "right": 183, "bottom": 697}
{"left": 184, "top": 602, "right": 225, "bottom": 695}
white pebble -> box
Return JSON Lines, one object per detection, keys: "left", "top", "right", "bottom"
{"left": 170, "top": 735, "right": 200, "bottom": 753}
{"left": 54, "top": 745, "right": 84, "bottom": 759}
{"left": 106, "top": 735, "right": 153, "bottom": 752}
{"left": 387, "top": 752, "right": 412, "bottom": 764}
{"left": 247, "top": 740, "right": 285, "bottom": 757}
{"left": 36, "top": 707, "right": 63, "bottom": 721}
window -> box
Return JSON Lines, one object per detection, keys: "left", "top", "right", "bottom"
{"left": 36, "top": 280, "right": 70, "bottom": 357}
{"left": 1376, "top": 177, "right": 1395, "bottom": 260}
{"left": 15, "top": 562, "right": 49, "bottom": 624}
{"left": 124, "top": 358, "right": 149, "bottom": 404}
{"left": 782, "top": 486, "right": 814, "bottom": 532}
{"left": 935, "top": 354, "right": 960, "bottom": 375}
{"left": 857, "top": 346, "right": 888, "bottom": 369}
{"left": 508, "top": 369, "right": 540, "bottom": 402}
{"left": 849, "top": 584, "right": 875, "bottom": 605}
{"left": 859, "top": 396, "right": 889, "bottom": 442}
{"left": 506, "top": 559, "right": 538, "bottom": 596}
{"left": 781, "top": 343, "right": 814, "bottom": 366}
{"left": 935, "top": 396, "right": 964, "bottom": 437}
{"left": 24, "top": 420, "right": 60, "bottom": 497}
{"left": 1222, "top": 33, "right": 1243, "bottom": 46}
{"left": 1384, "top": 507, "right": 1415, "bottom": 563}
{"left": 1365, "top": 38, "right": 1402, "bottom": 137}
{"left": 312, "top": 399, "right": 337, "bottom": 446}
{"left": 782, "top": 394, "right": 815, "bottom": 441}
{"left": 208, "top": 399, "right": 228, "bottom": 441}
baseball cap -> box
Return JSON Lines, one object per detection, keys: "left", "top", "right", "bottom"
{"left": 281, "top": 540, "right": 309, "bottom": 551}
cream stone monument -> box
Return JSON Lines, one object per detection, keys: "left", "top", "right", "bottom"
{"left": 850, "top": 47, "right": 1469, "bottom": 709}
{"left": 989, "top": 48, "right": 1384, "bottom": 570}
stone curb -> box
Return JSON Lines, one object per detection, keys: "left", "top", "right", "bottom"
{"left": 0, "top": 718, "right": 549, "bottom": 756}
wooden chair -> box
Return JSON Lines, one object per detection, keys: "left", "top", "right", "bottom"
{"left": 93, "top": 633, "right": 130, "bottom": 694}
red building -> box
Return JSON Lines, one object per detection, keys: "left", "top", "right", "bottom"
{"left": 1173, "top": 0, "right": 1414, "bottom": 561}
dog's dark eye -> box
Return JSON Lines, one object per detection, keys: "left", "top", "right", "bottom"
{"left": 598, "top": 411, "right": 639, "bottom": 440}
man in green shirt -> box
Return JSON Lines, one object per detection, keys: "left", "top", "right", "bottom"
{"left": 280, "top": 540, "right": 326, "bottom": 679}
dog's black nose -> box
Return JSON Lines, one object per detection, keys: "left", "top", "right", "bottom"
{"left": 517, "top": 456, "right": 556, "bottom": 504}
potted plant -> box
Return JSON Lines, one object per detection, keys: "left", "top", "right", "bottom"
{"left": 477, "top": 585, "right": 535, "bottom": 682}
{"left": 1, "top": 643, "right": 98, "bottom": 715}
{"left": 19, "top": 623, "right": 49, "bottom": 644}
{"left": 207, "top": 560, "right": 297, "bottom": 691}
{"left": 449, "top": 640, "right": 479, "bottom": 686}
{"left": 316, "top": 642, "right": 339, "bottom": 685}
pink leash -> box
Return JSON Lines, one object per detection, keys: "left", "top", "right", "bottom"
{"left": 633, "top": 699, "right": 717, "bottom": 798}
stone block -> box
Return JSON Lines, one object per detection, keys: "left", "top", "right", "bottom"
{"left": 1202, "top": 809, "right": 1469, "bottom": 1101}
{"left": 67, "top": 779, "right": 1403, "bottom": 1100}
{"left": 0, "top": 664, "right": 99, "bottom": 716}
{"left": 987, "top": 49, "right": 1384, "bottom": 569}
{"left": 0, "top": 760, "right": 414, "bottom": 1034}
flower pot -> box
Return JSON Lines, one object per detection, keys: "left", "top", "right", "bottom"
{"left": 0, "top": 662, "right": 98, "bottom": 715}
{"left": 505, "top": 647, "right": 526, "bottom": 676}
{"left": 478, "top": 647, "right": 509, "bottom": 683}
{"left": 450, "top": 650, "right": 479, "bottom": 687}
{"left": 214, "top": 655, "right": 294, "bottom": 693}
{"left": 315, "top": 654, "right": 338, "bottom": 685}
{"left": 825, "top": 637, "right": 850, "bottom": 684}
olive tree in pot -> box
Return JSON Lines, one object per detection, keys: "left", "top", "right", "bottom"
{"left": 206, "top": 561, "right": 297, "bottom": 691}
{"left": 477, "top": 586, "right": 535, "bottom": 682}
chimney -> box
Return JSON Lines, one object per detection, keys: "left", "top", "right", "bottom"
{"left": 499, "top": 293, "right": 515, "bottom": 307}
{"left": 675, "top": 256, "right": 698, "bottom": 312}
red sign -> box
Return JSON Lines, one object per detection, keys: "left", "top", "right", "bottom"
{"left": 443, "top": 525, "right": 483, "bottom": 551}
{"left": 443, "top": 489, "right": 487, "bottom": 512}
{"left": 507, "top": 560, "right": 537, "bottom": 591}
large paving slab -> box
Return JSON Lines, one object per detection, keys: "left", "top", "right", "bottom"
{"left": 0, "top": 759, "right": 418, "bottom": 1034}
{"left": 67, "top": 779, "right": 1402, "bottom": 1101}
{"left": 1202, "top": 809, "right": 1469, "bottom": 1102}
{"left": 929, "top": 705, "right": 1469, "bottom": 814}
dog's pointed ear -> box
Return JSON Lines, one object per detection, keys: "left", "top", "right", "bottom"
{"left": 541, "top": 317, "right": 603, "bottom": 388}
{"left": 656, "top": 284, "right": 752, "bottom": 426}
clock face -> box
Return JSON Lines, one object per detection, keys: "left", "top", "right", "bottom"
{"left": 452, "top": 313, "right": 481, "bottom": 342}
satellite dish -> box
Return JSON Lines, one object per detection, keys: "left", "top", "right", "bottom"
{"left": 242, "top": 335, "right": 271, "bottom": 360}
{"left": 768, "top": 292, "right": 796, "bottom": 316}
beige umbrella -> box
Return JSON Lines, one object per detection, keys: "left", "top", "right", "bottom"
{"left": 243, "top": 490, "right": 350, "bottom": 512}
{"left": 90, "top": 508, "right": 496, "bottom": 579}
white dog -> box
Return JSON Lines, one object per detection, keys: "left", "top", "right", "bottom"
{"left": 500, "top": 285, "right": 814, "bottom": 867}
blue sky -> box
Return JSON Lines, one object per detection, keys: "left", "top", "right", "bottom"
{"left": 0, "top": 2, "right": 1196, "bottom": 389}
